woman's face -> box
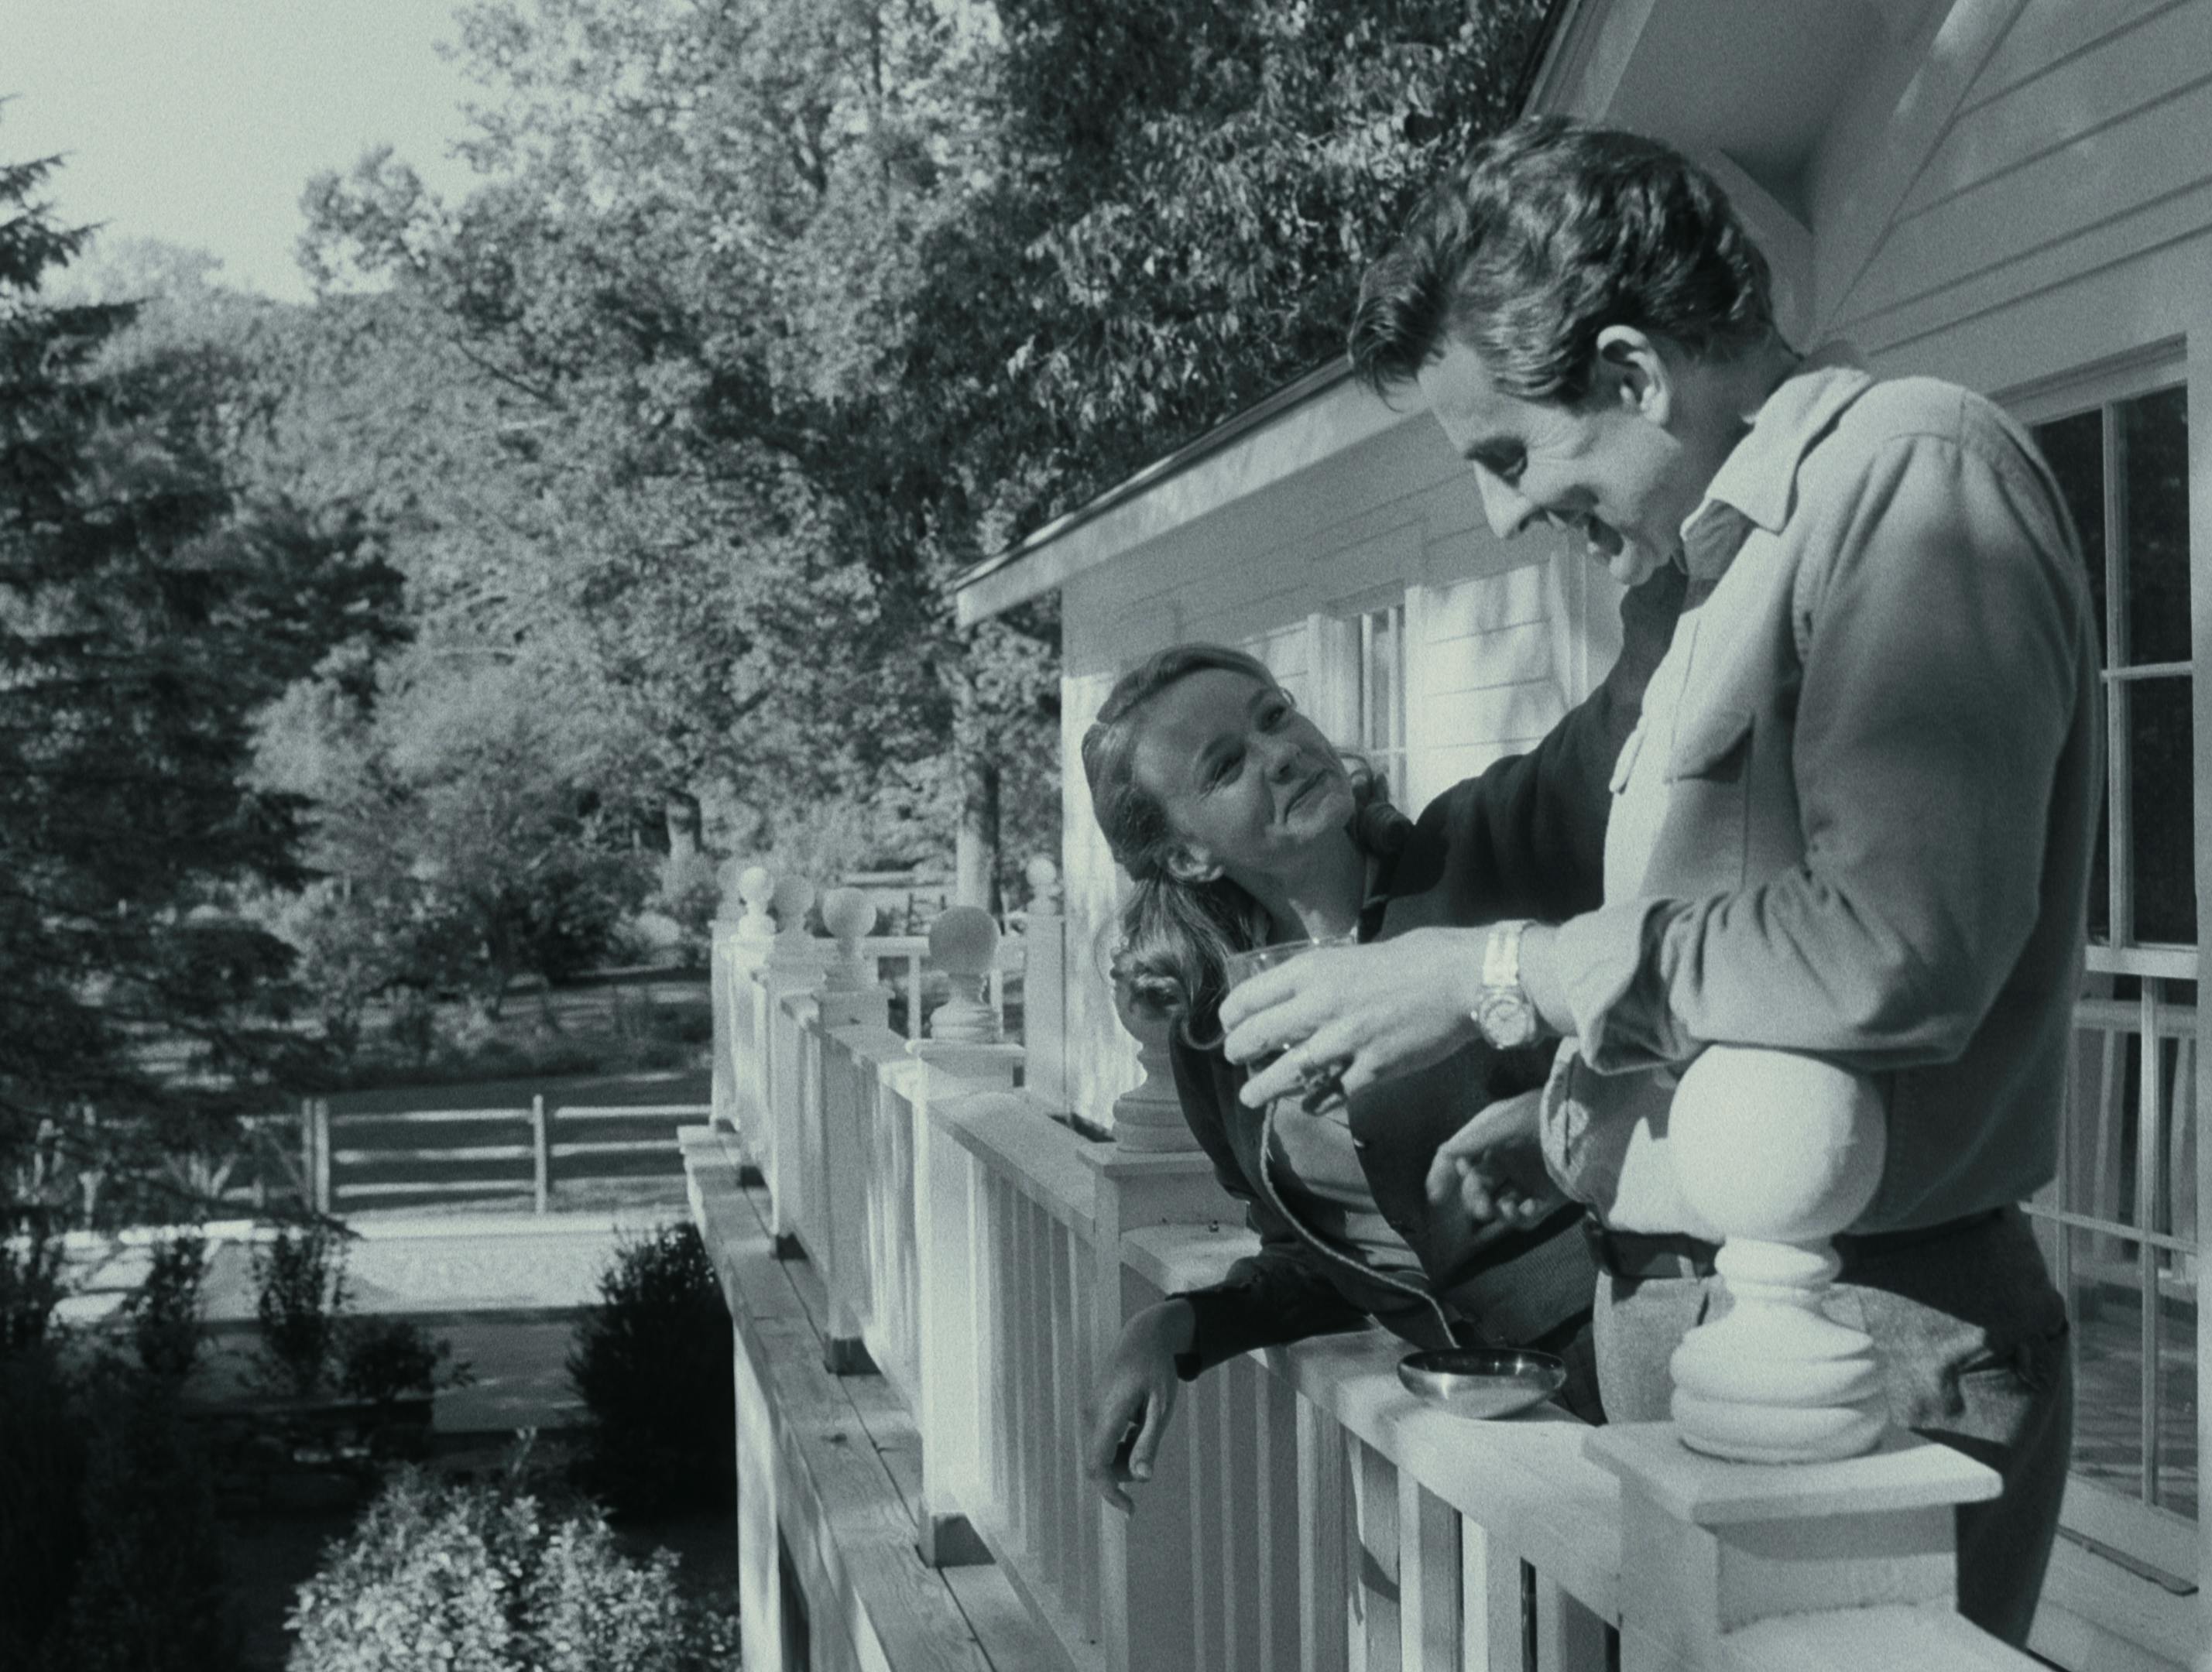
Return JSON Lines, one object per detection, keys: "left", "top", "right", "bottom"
{"left": 1128, "top": 669, "right": 1355, "bottom": 883}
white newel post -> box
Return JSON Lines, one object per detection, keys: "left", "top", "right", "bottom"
{"left": 1589, "top": 1047, "right": 2004, "bottom": 1672}
{"left": 1666, "top": 1047, "right": 1889, "bottom": 1463}
{"left": 761, "top": 872, "right": 825, "bottom": 1258}
{"left": 1108, "top": 978, "right": 1202, "bottom": 1154}
{"left": 816, "top": 886, "right": 890, "bottom": 1374}
{"left": 1019, "top": 855, "right": 1068, "bottom": 1106}
{"left": 911, "top": 906, "right": 1024, "bottom": 1568}
{"left": 1082, "top": 984, "right": 1240, "bottom": 1672}
{"left": 721, "top": 865, "right": 779, "bottom": 1179}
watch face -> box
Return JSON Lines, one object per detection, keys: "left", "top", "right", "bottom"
{"left": 1478, "top": 991, "right": 1536, "bottom": 1049}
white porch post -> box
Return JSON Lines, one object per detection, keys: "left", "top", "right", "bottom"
{"left": 815, "top": 886, "right": 891, "bottom": 1375}
{"left": 911, "top": 906, "right": 1024, "bottom": 1568}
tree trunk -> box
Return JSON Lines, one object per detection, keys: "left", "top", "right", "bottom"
{"left": 955, "top": 749, "right": 1001, "bottom": 913}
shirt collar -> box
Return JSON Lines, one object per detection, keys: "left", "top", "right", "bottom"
{"left": 1677, "top": 344, "right": 1872, "bottom": 584}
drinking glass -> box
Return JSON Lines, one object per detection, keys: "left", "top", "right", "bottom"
{"left": 1223, "top": 932, "right": 1356, "bottom": 1111}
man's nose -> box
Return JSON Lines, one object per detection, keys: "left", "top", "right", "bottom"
{"left": 1477, "top": 474, "right": 1540, "bottom": 540}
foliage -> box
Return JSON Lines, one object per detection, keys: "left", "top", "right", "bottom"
{"left": 5, "top": 1357, "right": 232, "bottom": 1672}
{"left": 0, "top": 150, "right": 403, "bottom": 1234}
{"left": 252, "top": 1222, "right": 352, "bottom": 1398}
{"left": 0, "top": 1214, "right": 74, "bottom": 1355}
{"left": 124, "top": 1230, "right": 207, "bottom": 1381}
{"left": 335, "top": 1314, "right": 470, "bottom": 1408}
{"left": 0, "top": 1345, "right": 87, "bottom": 1666}
{"left": 286, "top": 1467, "right": 739, "bottom": 1672}
{"left": 254, "top": 647, "right": 656, "bottom": 1023}
{"left": 566, "top": 1221, "right": 733, "bottom": 1515}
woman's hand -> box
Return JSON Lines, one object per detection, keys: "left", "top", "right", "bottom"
{"left": 1083, "top": 1299, "right": 1195, "bottom": 1513}
{"left": 1424, "top": 1091, "right": 1565, "bottom": 1228}
{"left": 1221, "top": 927, "right": 1488, "bottom": 1108}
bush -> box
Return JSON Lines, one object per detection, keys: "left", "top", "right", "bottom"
{"left": 335, "top": 1314, "right": 468, "bottom": 1408}
{"left": 125, "top": 1231, "right": 207, "bottom": 1382}
{"left": 4, "top": 1358, "right": 233, "bottom": 1672}
{"left": 286, "top": 1468, "right": 739, "bottom": 1672}
{"left": 253, "top": 1223, "right": 351, "bottom": 1398}
{"left": 0, "top": 1215, "right": 72, "bottom": 1355}
{"left": 567, "top": 1222, "right": 733, "bottom": 1515}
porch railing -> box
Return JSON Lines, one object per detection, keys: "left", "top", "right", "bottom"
{"left": 697, "top": 864, "right": 2047, "bottom": 1672}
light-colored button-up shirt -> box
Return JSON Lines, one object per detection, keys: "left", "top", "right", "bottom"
{"left": 1540, "top": 359, "right": 2103, "bottom": 1235}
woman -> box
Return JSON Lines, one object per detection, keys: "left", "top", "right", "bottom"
{"left": 1079, "top": 570, "right": 1682, "bottom": 1510}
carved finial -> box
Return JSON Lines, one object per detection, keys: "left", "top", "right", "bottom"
{"left": 770, "top": 873, "right": 815, "bottom": 940}
{"left": 736, "top": 865, "right": 777, "bottom": 941}
{"left": 926, "top": 906, "right": 1000, "bottom": 1043}
{"left": 1666, "top": 1047, "right": 1889, "bottom": 1462}
{"left": 1024, "top": 854, "right": 1061, "bottom": 914}
{"left": 820, "top": 886, "right": 876, "bottom": 992}
{"left": 1110, "top": 978, "right": 1199, "bottom": 1151}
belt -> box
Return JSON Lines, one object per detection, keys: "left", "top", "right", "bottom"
{"left": 1581, "top": 1208, "right": 2005, "bottom": 1283}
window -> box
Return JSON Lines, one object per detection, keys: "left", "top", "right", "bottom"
{"left": 2023, "top": 372, "right": 2199, "bottom": 1584}
{"left": 1352, "top": 599, "right": 1407, "bottom": 803}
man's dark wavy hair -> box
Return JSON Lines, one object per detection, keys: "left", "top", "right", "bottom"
{"left": 1349, "top": 116, "right": 1777, "bottom": 403}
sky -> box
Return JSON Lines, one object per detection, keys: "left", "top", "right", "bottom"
{"left": 8, "top": 1, "right": 489, "bottom": 301}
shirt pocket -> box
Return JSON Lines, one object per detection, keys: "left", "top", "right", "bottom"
{"left": 1661, "top": 703, "right": 1754, "bottom": 888}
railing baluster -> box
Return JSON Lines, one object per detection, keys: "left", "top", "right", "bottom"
{"left": 1397, "top": 1475, "right": 1459, "bottom": 1672}
{"left": 1351, "top": 1438, "right": 1402, "bottom": 1672}
{"left": 1459, "top": 1521, "right": 1521, "bottom": 1672}
{"left": 1299, "top": 1397, "right": 1351, "bottom": 1672}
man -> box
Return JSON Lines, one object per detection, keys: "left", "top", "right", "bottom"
{"left": 1219, "top": 117, "right": 2098, "bottom": 1647}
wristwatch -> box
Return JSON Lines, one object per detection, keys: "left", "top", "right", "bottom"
{"left": 1473, "top": 919, "right": 1540, "bottom": 1050}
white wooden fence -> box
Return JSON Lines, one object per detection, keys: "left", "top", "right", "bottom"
{"left": 235, "top": 1096, "right": 706, "bottom": 1215}
{"left": 694, "top": 869, "right": 2046, "bottom": 1672}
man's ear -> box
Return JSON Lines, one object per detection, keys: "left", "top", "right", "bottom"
{"left": 1593, "top": 325, "right": 1672, "bottom": 426}
{"left": 1163, "top": 845, "right": 1223, "bottom": 885}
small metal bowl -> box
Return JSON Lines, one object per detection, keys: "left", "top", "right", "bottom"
{"left": 1397, "top": 1348, "right": 1567, "bottom": 1420}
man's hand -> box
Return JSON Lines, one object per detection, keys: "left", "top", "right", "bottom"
{"left": 1220, "top": 927, "right": 1487, "bottom": 1108}
{"left": 1082, "top": 1299, "right": 1194, "bottom": 1513}
{"left": 1424, "top": 1091, "right": 1564, "bottom": 1228}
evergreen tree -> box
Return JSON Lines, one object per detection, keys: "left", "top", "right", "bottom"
{"left": 0, "top": 153, "right": 400, "bottom": 1231}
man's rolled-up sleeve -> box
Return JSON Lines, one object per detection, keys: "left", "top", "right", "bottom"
{"left": 1555, "top": 428, "right": 2090, "bottom": 1071}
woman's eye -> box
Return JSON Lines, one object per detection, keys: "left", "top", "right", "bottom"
{"left": 1208, "top": 749, "right": 1244, "bottom": 787}
{"left": 1259, "top": 702, "right": 1290, "bottom": 729}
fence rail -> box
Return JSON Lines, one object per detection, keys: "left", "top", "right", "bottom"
{"left": 227, "top": 1096, "right": 710, "bottom": 1215}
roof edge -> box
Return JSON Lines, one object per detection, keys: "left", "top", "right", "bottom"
{"left": 948, "top": 357, "right": 1356, "bottom": 608}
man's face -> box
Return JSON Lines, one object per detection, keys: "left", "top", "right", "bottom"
{"left": 1415, "top": 334, "right": 1697, "bottom": 587}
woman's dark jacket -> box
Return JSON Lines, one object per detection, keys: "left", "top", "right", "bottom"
{"left": 1166, "top": 569, "right": 1685, "bottom": 1377}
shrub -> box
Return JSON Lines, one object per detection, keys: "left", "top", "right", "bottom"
{"left": 0, "top": 1346, "right": 87, "bottom": 1667}
{"left": 335, "top": 1314, "right": 469, "bottom": 1408}
{"left": 125, "top": 1231, "right": 207, "bottom": 1382}
{"left": 17, "top": 1362, "right": 232, "bottom": 1672}
{"left": 286, "top": 1468, "right": 739, "bottom": 1672}
{"left": 0, "top": 1215, "right": 72, "bottom": 1355}
{"left": 253, "top": 1223, "right": 351, "bottom": 1398}
{"left": 567, "top": 1222, "right": 733, "bottom": 1515}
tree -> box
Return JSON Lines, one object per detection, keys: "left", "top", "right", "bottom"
{"left": 255, "top": 646, "right": 653, "bottom": 1027}
{"left": 0, "top": 152, "right": 399, "bottom": 1228}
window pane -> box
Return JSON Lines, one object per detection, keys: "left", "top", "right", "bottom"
{"left": 2123, "top": 385, "right": 2190, "bottom": 669}
{"left": 2128, "top": 676, "right": 2197, "bottom": 943}
{"left": 2034, "top": 407, "right": 2107, "bottom": 648}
